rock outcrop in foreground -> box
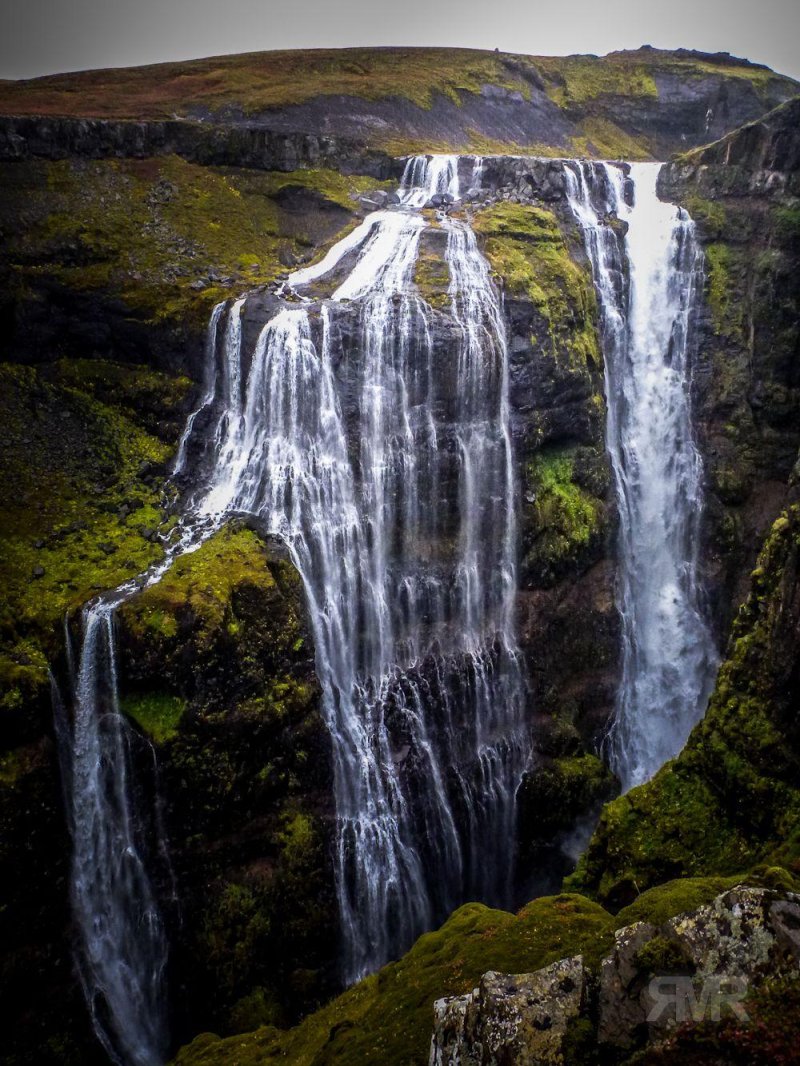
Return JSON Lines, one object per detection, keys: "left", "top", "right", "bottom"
{"left": 430, "top": 885, "right": 800, "bottom": 1065}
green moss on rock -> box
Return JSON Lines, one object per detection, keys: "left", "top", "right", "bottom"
{"left": 567, "top": 505, "right": 800, "bottom": 908}
{"left": 518, "top": 751, "right": 619, "bottom": 867}
{"left": 172, "top": 866, "right": 782, "bottom": 1066}
{"left": 0, "top": 157, "right": 374, "bottom": 335}
{"left": 120, "top": 692, "right": 187, "bottom": 744}
{"left": 705, "top": 242, "right": 745, "bottom": 337}
{"left": 413, "top": 248, "right": 451, "bottom": 310}
{"left": 537, "top": 55, "right": 658, "bottom": 107}
{"left": 473, "top": 202, "right": 600, "bottom": 372}
{"left": 0, "top": 361, "right": 180, "bottom": 677}
{"left": 175, "top": 893, "right": 616, "bottom": 1066}
{"left": 123, "top": 525, "right": 285, "bottom": 639}
{"left": 523, "top": 446, "right": 606, "bottom": 585}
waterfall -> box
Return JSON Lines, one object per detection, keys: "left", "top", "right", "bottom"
{"left": 565, "top": 160, "right": 718, "bottom": 791}
{"left": 59, "top": 152, "right": 528, "bottom": 1061}
{"left": 62, "top": 430, "right": 222, "bottom": 1062}
{"left": 182, "top": 154, "right": 528, "bottom": 980}
{"left": 66, "top": 602, "right": 169, "bottom": 1066}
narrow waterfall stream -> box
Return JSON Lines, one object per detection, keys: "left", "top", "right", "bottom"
{"left": 565, "top": 161, "right": 718, "bottom": 790}
{"left": 67, "top": 602, "right": 170, "bottom": 1066}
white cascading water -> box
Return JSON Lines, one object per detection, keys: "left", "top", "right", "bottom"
{"left": 61, "top": 151, "right": 528, "bottom": 1065}
{"left": 564, "top": 160, "right": 718, "bottom": 791}
{"left": 64, "top": 513, "right": 211, "bottom": 1065}
{"left": 67, "top": 603, "right": 169, "bottom": 1066}
{"left": 188, "top": 155, "right": 527, "bottom": 980}
{"left": 60, "top": 150, "right": 724, "bottom": 1062}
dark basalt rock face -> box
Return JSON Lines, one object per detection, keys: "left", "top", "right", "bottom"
{"left": 0, "top": 114, "right": 397, "bottom": 178}
{"left": 658, "top": 98, "right": 800, "bottom": 642}
{"left": 114, "top": 522, "right": 337, "bottom": 1044}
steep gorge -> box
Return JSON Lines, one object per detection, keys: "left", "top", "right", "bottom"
{"left": 0, "top": 45, "right": 799, "bottom": 1066}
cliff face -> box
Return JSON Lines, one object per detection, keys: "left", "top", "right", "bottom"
{"left": 657, "top": 99, "right": 800, "bottom": 641}
{"left": 116, "top": 524, "right": 336, "bottom": 1039}
{"left": 0, "top": 149, "right": 619, "bottom": 1059}
{"left": 0, "top": 163, "right": 370, "bottom": 1063}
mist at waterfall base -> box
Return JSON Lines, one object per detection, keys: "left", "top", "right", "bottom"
{"left": 59, "top": 154, "right": 717, "bottom": 1064}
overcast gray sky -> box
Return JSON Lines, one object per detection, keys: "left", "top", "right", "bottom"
{"left": 3, "top": 0, "right": 799, "bottom": 82}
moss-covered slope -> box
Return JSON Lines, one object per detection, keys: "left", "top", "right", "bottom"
{"left": 173, "top": 871, "right": 764, "bottom": 1066}
{"left": 567, "top": 502, "right": 800, "bottom": 908}
{"left": 116, "top": 524, "right": 335, "bottom": 1039}
{"left": 0, "top": 156, "right": 384, "bottom": 372}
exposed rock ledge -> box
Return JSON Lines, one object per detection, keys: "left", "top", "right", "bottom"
{"left": 430, "top": 885, "right": 800, "bottom": 1064}
{"left": 0, "top": 114, "right": 396, "bottom": 177}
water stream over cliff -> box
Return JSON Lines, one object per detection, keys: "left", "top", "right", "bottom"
{"left": 61, "top": 153, "right": 529, "bottom": 1063}
{"left": 565, "top": 160, "right": 718, "bottom": 790}
{"left": 60, "top": 153, "right": 720, "bottom": 1063}
{"left": 67, "top": 603, "right": 169, "bottom": 1066}
{"left": 187, "top": 154, "right": 527, "bottom": 980}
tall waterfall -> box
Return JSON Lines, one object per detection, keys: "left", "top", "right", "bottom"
{"left": 60, "top": 151, "right": 529, "bottom": 1061}
{"left": 565, "top": 161, "right": 718, "bottom": 791}
{"left": 185, "top": 154, "right": 527, "bottom": 980}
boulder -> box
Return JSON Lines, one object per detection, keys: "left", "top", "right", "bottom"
{"left": 430, "top": 955, "right": 589, "bottom": 1066}
{"left": 598, "top": 886, "right": 800, "bottom": 1050}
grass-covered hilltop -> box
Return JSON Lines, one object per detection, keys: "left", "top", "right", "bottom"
{"left": 0, "top": 41, "right": 799, "bottom": 1066}
{"left": 1, "top": 44, "right": 797, "bottom": 157}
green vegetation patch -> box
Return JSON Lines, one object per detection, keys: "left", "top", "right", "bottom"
{"left": 120, "top": 691, "right": 187, "bottom": 744}
{"left": 773, "top": 202, "right": 800, "bottom": 243}
{"left": 0, "top": 157, "right": 373, "bottom": 332}
{"left": 0, "top": 47, "right": 540, "bottom": 118}
{"left": 0, "top": 363, "right": 177, "bottom": 682}
{"left": 538, "top": 49, "right": 787, "bottom": 110}
{"left": 705, "top": 241, "right": 745, "bottom": 337}
{"left": 122, "top": 525, "right": 281, "bottom": 641}
{"left": 473, "top": 202, "right": 600, "bottom": 366}
{"left": 175, "top": 892, "right": 615, "bottom": 1066}
{"left": 538, "top": 55, "right": 658, "bottom": 107}
{"left": 684, "top": 194, "right": 727, "bottom": 238}
{"left": 569, "top": 116, "right": 652, "bottom": 160}
{"left": 523, "top": 445, "right": 606, "bottom": 584}
{"left": 173, "top": 864, "right": 786, "bottom": 1066}
{"left": 413, "top": 248, "right": 451, "bottom": 310}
